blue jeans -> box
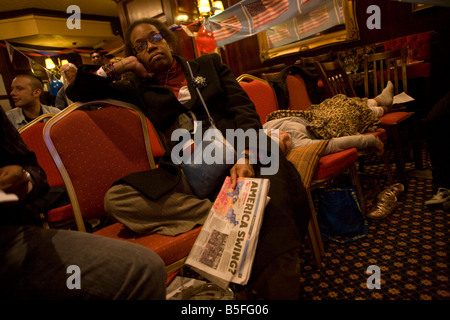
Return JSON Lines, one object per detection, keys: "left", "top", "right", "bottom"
{"left": 0, "top": 225, "right": 166, "bottom": 299}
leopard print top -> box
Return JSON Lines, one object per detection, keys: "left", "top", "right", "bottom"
{"left": 266, "top": 94, "right": 381, "bottom": 139}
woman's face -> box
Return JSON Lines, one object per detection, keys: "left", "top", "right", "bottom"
{"left": 130, "top": 23, "right": 174, "bottom": 74}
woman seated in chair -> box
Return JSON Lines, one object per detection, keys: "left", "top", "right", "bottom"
{"left": 67, "top": 18, "right": 310, "bottom": 300}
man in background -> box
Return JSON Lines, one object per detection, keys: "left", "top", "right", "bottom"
{"left": 90, "top": 49, "right": 105, "bottom": 65}
{"left": 7, "top": 74, "right": 60, "bottom": 130}
{"left": 55, "top": 63, "right": 77, "bottom": 110}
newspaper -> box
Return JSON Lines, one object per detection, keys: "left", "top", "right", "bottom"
{"left": 393, "top": 92, "right": 415, "bottom": 105}
{"left": 185, "top": 176, "right": 270, "bottom": 289}
{"left": 166, "top": 276, "right": 207, "bottom": 300}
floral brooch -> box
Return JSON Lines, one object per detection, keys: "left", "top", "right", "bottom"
{"left": 192, "top": 75, "right": 207, "bottom": 88}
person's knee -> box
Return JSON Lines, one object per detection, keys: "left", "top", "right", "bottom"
{"left": 104, "top": 184, "right": 129, "bottom": 218}
{"left": 127, "top": 246, "right": 167, "bottom": 300}
{"left": 147, "top": 250, "right": 166, "bottom": 278}
{"left": 144, "top": 250, "right": 167, "bottom": 296}
{"left": 248, "top": 248, "right": 300, "bottom": 300}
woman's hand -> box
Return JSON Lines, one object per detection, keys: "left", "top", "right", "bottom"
{"left": 0, "top": 165, "right": 30, "bottom": 201}
{"left": 115, "top": 56, "right": 154, "bottom": 78}
{"left": 229, "top": 159, "right": 255, "bottom": 190}
{"left": 374, "top": 136, "right": 385, "bottom": 156}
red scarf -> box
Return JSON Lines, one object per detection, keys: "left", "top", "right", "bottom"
{"left": 156, "top": 59, "right": 187, "bottom": 98}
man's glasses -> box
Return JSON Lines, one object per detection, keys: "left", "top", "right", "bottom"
{"left": 133, "top": 33, "right": 164, "bottom": 54}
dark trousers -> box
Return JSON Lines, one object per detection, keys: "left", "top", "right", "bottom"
{"left": 423, "top": 91, "right": 450, "bottom": 189}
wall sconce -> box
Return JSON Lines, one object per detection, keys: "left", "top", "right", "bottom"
{"left": 45, "top": 57, "right": 70, "bottom": 79}
{"left": 45, "top": 57, "right": 56, "bottom": 70}
{"left": 198, "top": 0, "right": 224, "bottom": 17}
{"left": 198, "top": 0, "right": 211, "bottom": 16}
{"left": 213, "top": 1, "right": 224, "bottom": 15}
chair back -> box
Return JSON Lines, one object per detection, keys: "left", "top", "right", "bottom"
{"left": 300, "top": 52, "right": 333, "bottom": 75}
{"left": 44, "top": 99, "right": 159, "bottom": 232}
{"left": 285, "top": 74, "right": 313, "bottom": 110}
{"left": 314, "top": 60, "right": 357, "bottom": 98}
{"left": 145, "top": 117, "right": 165, "bottom": 158}
{"left": 236, "top": 74, "right": 278, "bottom": 124}
{"left": 363, "top": 47, "right": 408, "bottom": 97}
{"left": 19, "top": 114, "right": 64, "bottom": 188}
{"left": 260, "top": 71, "right": 280, "bottom": 82}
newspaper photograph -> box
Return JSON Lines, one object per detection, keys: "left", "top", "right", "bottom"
{"left": 185, "top": 176, "right": 270, "bottom": 289}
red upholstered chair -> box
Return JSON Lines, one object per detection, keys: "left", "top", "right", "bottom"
{"left": 383, "top": 31, "right": 432, "bottom": 80}
{"left": 43, "top": 99, "right": 201, "bottom": 282}
{"left": 315, "top": 59, "right": 394, "bottom": 185}
{"left": 19, "top": 114, "right": 60, "bottom": 186}
{"left": 312, "top": 148, "right": 363, "bottom": 261}
{"left": 277, "top": 73, "right": 369, "bottom": 266}
{"left": 237, "top": 74, "right": 365, "bottom": 268}
{"left": 259, "top": 72, "right": 313, "bottom": 111}
{"left": 285, "top": 74, "right": 313, "bottom": 111}
{"left": 236, "top": 74, "right": 278, "bottom": 124}
{"left": 383, "top": 31, "right": 434, "bottom": 120}
{"left": 286, "top": 142, "right": 363, "bottom": 267}
{"left": 19, "top": 114, "right": 74, "bottom": 228}
{"left": 273, "top": 72, "right": 368, "bottom": 204}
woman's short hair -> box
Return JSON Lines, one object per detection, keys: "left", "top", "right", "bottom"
{"left": 124, "top": 18, "right": 177, "bottom": 57}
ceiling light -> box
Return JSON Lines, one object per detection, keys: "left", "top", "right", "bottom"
{"left": 45, "top": 57, "right": 55, "bottom": 70}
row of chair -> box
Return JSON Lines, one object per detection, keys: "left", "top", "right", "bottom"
{"left": 237, "top": 74, "right": 364, "bottom": 267}
{"left": 316, "top": 47, "right": 417, "bottom": 185}
{"left": 263, "top": 47, "right": 418, "bottom": 187}
{"left": 236, "top": 46, "right": 419, "bottom": 266}
{"left": 19, "top": 100, "right": 201, "bottom": 285}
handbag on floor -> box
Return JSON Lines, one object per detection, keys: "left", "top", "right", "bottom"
{"left": 317, "top": 185, "right": 369, "bottom": 243}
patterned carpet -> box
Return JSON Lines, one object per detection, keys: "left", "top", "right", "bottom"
{"left": 298, "top": 151, "right": 450, "bottom": 300}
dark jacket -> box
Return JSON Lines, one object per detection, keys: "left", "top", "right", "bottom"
{"left": 270, "top": 64, "right": 325, "bottom": 109}
{"left": 67, "top": 54, "right": 266, "bottom": 198}
{"left": 1, "top": 108, "right": 49, "bottom": 225}
{"left": 68, "top": 54, "right": 262, "bottom": 138}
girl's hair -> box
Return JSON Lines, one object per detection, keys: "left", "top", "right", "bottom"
{"left": 124, "top": 18, "right": 178, "bottom": 57}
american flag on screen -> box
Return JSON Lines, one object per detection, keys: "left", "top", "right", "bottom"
{"left": 297, "top": 5, "right": 330, "bottom": 35}
{"left": 338, "top": 1, "right": 344, "bottom": 19}
{"left": 244, "top": 0, "right": 290, "bottom": 30}
{"left": 211, "top": 15, "right": 242, "bottom": 41}
{"left": 267, "top": 27, "right": 291, "bottom": 46}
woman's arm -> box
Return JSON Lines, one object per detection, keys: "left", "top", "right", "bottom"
{"left": 325, "top": 134, "right": 384, "bottom": 156}
{"left": 66, "top": 57, "right": 149, "bottom": 105}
